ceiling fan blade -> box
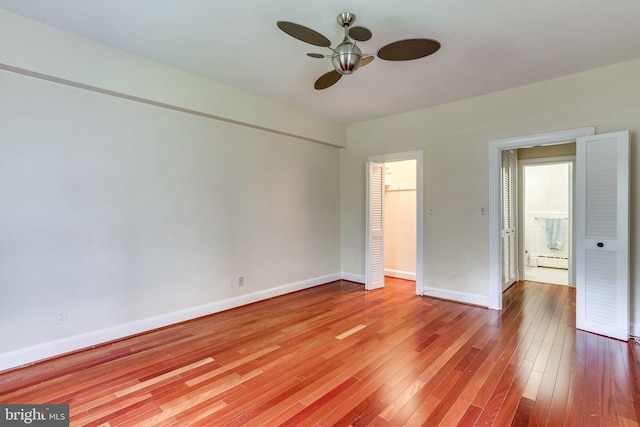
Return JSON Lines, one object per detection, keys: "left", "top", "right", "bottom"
{"left": 349, "top": 26, "right": 372, "bottom": 42}
{"left": 314, "top": 70, "right": 342, "bottom": 90}
{"left": 307, "top": 53, "right": 326, "bottom": 58}
{"left": 277, "top": 21, "right": 331, "bottom": 47}
{"left": 377, "top": 38, "right": 441, "bottom": 61}
{"left": 361, "top": 56, "right": 374, "bottom": 66}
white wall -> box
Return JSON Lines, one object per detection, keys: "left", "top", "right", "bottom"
{"left": 525, "top": 164, "right": 569, "bottom": 212}
{"left": 0, "top": 11, "right": 343, "bottom": 369}
{"left": 342, "top": 58, "right": 640, "bottom": 322}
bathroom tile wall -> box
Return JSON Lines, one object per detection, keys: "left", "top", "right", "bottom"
{"left": 524, "top": 211, "right": 569, "bottom": 260}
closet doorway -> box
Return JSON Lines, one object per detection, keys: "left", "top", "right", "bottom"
{"left": 384, "top": 160, "right": 417, "bottom": 282}
{"left": 366, "top": 150, "right": 424, "bottom": 295}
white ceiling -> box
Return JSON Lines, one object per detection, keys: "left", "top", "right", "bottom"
{"left": 2, "top": 1, "right": 640, "bottom": 124}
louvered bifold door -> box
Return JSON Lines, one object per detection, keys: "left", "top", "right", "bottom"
{"left": 366, "top": 162, "right": 385, "bottom": 290}
{"left": 576, "top": 131, "right": 629, "bottom": 340}
{"left": 501, "top": 149, "right": 517, "bottom": 291}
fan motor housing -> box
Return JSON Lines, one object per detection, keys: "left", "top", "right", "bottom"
{"left": 332, "top": 41, "right": 362, "bottom": 75}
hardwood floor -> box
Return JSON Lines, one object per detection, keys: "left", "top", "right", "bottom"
{"left": 1, "top": 278, "right": 639, "bottom": 426}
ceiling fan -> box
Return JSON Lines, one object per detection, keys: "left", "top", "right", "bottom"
{"left": 277, "top": 12, "right": 441, "bottom": 90}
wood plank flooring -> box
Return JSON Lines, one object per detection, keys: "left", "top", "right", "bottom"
{"left": 1, "top": 278, "right": 639, "bottom": 426}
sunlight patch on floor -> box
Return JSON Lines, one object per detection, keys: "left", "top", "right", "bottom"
{"left": 525, "top": 266, "right": 568, "bottom": 286}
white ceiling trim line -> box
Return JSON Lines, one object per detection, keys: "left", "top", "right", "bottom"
{"left": 0, "top": 63, "right": 345, "bottom": 149}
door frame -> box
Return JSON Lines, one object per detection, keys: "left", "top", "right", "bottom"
{"left": 367, "top": 150, "right": 424, "bottom": 295}
{"left": 488, "top": 127, "right": 594, "bottom": 309}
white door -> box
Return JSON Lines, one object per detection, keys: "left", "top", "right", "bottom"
{"left": 502, "top": 149, "right": 517, "bottom": 291}
{"left": 576, "top": 131, "right": 629, "bottom": 340}
{"left": 366, "top": 161, "right": 385, "bottom": 290}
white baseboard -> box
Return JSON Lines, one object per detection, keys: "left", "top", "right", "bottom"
{"left": 341, "top": 272, "right": 365, "bottom": 284}
{"left": 421, "top": 286, "right": 489, "bottom": 308}
{"left": 0, "top": 272, "right": 341, "bottom": 372}
{"left": 384, "top": 269, "right": 416, "bottom": 281}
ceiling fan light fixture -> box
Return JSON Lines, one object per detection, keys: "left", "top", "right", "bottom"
{"left": 277, "top": 11, "right": 441, "bottom": 89}
{"left": 331, "top": 41, "right": 362, "bottom": 75}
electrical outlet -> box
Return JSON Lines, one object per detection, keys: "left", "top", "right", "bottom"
{"left": 238, "top": 276, "right": 245, "bottom": 287}
{"left": 55, "top": 310, "right": 67, "bottom": 325}
{"left": 228, "top": 277, "right": 235, "bottom": 288}
{"left": 450, "top": 274, "right": 457, "bottom": 282}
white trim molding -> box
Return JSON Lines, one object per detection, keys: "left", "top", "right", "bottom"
{"left": 341, "top": 272, "right": 365, "bottom": 284}
{"left": 384, "top": 269, "right": 417, "bottom": 281}
{"left": 0, "top": 273, "right": 341, "bottom": 372}
{"left": 421, "top": 287, "right": 489, "bottom": 308}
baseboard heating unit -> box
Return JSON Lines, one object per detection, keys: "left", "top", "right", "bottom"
{"left": 528, "top": 255, "right": 569, "bottom": 269}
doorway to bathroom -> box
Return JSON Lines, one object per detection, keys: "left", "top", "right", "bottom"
{"left": 489, "top": 128, "right": 629, "bottom": 340}
{"left": 519, "top": 158, "right": 574, "bottom": 287}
